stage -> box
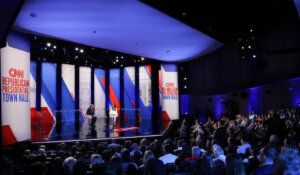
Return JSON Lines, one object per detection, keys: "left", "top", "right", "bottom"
{"left": 31, "top": 117, "right": 170, "bottom": 142}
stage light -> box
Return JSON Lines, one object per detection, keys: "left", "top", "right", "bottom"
{"left": 121, "top": 64, "right": 123, "bottom": 67}
{"left": 141, "top": 57, "right": 145, "bottom": 61}
{"left": 252, "top": 54, "right": 256, "bottom": 58}
{"left": 241, "top": 46, "right": 244, "bottom": 50}
{"left": 113, "top": 62, "right": 116, "bottom": 64}
{"left": 85, "top": 60, "right": 88, "bottom": 63}
{"left": 53, "top": 45, "right": 56, "bottom": 49}
{"left": 248, "top": 45, "right": 251, "bottom": 49}
{"left": 184, "top": 85, "right": 187, "bottom": 89}
{"left": 75, "top": 47, "right": 79, "bottom": 51}
{"left": 80, "top": 49, "right": 84, "bottom": 53}
{"left": 47, "top": 42, "right": 51, "bottom": 47}
{"left": 51, "top": 49, "right": 53, "bottom": 52}
{"left": 250, "top": 29, "right": 253, "bottom": 32}
{"left": 75, "top": 55, "right": 78, "bottom": 59}
{"left": 184, "top": 77, "right": 187, "bottom": 80}
{"left": 44, "top": 47, "right": 47, "bottom": 50}
{"left": 116, "top": 59, "right": 119, "bottom": 62}
{"left": 121, "top": 56, "right": 124, "bottom": 59}
{"left": 182, "top": 12, "right": 187, "bottom": 16}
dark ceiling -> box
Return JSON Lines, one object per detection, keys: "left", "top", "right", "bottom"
{"left": 141, "top": 0, "right": 299, "bottom": 42}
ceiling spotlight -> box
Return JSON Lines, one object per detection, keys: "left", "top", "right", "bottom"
{"left": 51, "top": 49, "right": 53, "bottom": 52}
{"left": 184, "top": 85, "right": 187, "bottom": 89}
{"left": 248, "top": 45, "right": 251, "bottom": 49}
{"left": 99, "top": 66, "right": 102, "bottom": 68}
{"left": 241, "top": 46, "right": 244, "bottom": 50}
{"left": 121, "top": 64, "right": 123, "bottom": 67}
{"left": 53, "top": 45, "right": 56, "bottom": 49}
{"left": 238, "top": 38, "right": 242, "bottom": 42}
{"left": 250, "top": 29, "right": 253, "bottom": 32}
{"left": 47, "top": 42, "right": 51, "bottom": 47}
{"left": 80, "top": 49, "right": 84, "bottom": 53}
{"left": 141, "top": 57, "right": 145, "bottom": 61}
{"left": 242, "top": 56, "right": 245, "bottom": 59}
{"left": 105, "top": 50, "right": 108, "bottom": 53}
{"left": 116, "top": 59, "right": 119, "bottom": 62}
{"left": 44, "top": 47, "right": 47, "bottom": 50}
{"left": 75, "top": 47, "right": 79, "bottom": 51}
{"left": 182, "top": 12, "right": 187, "bottom": 16}
{"left": 90, "top": 64, "right": 93, "bottom": 67}
{"left": 92, "top": 47, "right": 94, "bottom": 50}
{"left": 34, "top": 36, "right": 37, "bottom": 40}
{"left": 43, "top": 58, "right": 46, "bottom": 61}
{"left": 252, "top": 54, "right": 256, "bottom": 58}
{"left": 121, "top": 56, "right": 123, "bottom": 59}
{"left": 85, "top": 60, "right": 88, "bottom": 63}
{"left": 75, "top": 55, "right": 78, "bottom": 59}
{"left": 184, "top": 77, "right": 187, "bottom": 80}
{"left": 113, "top": 62, "right": 116, "bottom": 64}
{"left": 116, "top": 56, "right": 119, "bottom": 59}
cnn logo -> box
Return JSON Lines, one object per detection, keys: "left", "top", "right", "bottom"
{"left": 9, "top": 68, "right": 24, "bottom": 78}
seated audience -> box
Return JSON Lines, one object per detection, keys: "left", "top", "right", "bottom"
{"left": 159, "top": 144, "right": 178, "bottom": 164}
{"left": 226, "top": 154, "right": 245, "bottom": 175}
{"left": 250, "top": 145, "right": 278, "bottom": 175}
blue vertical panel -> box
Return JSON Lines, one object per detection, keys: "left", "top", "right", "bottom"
{"left": 41, "top": 62, "right": 57, "bottom": 117}
{"left": 124, "top": 67, "right": 136, "bottom": 119}
{"left": 61, "top": 64, "right": 76, "bottom": 139}
{"left": 109, "top": 69, "right": 121, "bottom": 112}
{"left": 94, "top": 68, "right": 106, "bottom": 117}
{"left": 123, "top": 67, "right": 136, "bottom": 136}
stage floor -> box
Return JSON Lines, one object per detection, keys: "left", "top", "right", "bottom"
{"left": 31, "top": 117, "right": 170, "bottom": 142}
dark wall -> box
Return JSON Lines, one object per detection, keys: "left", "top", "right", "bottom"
{"left": 181, "top": 77, "right": 300, "bottom": 120}
{"left": 184, "top": 18, "right": 300, "bottom": 95}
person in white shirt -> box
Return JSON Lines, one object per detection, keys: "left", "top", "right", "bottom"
{"left": 213, "top": 146, "right": 226, "bottom": 167}
{"left": 109, "top": 104, "right": 118, "bottom": 123}
{"left": 159, "top": 144, "right": 177, "bottom": 164}
{"left": 237, "top": 137, "right": 251, "bottom": 155}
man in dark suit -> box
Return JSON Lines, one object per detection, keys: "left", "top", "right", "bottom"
{"left": 251, "top": 145, "right": 278, "bottom": 175}
{"left": 87, "top": 104, "right": 96, "bottom": 126}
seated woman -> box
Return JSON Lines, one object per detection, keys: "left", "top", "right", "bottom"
{"left": 109, "top": 104, "right": 119, "bottom": 123}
